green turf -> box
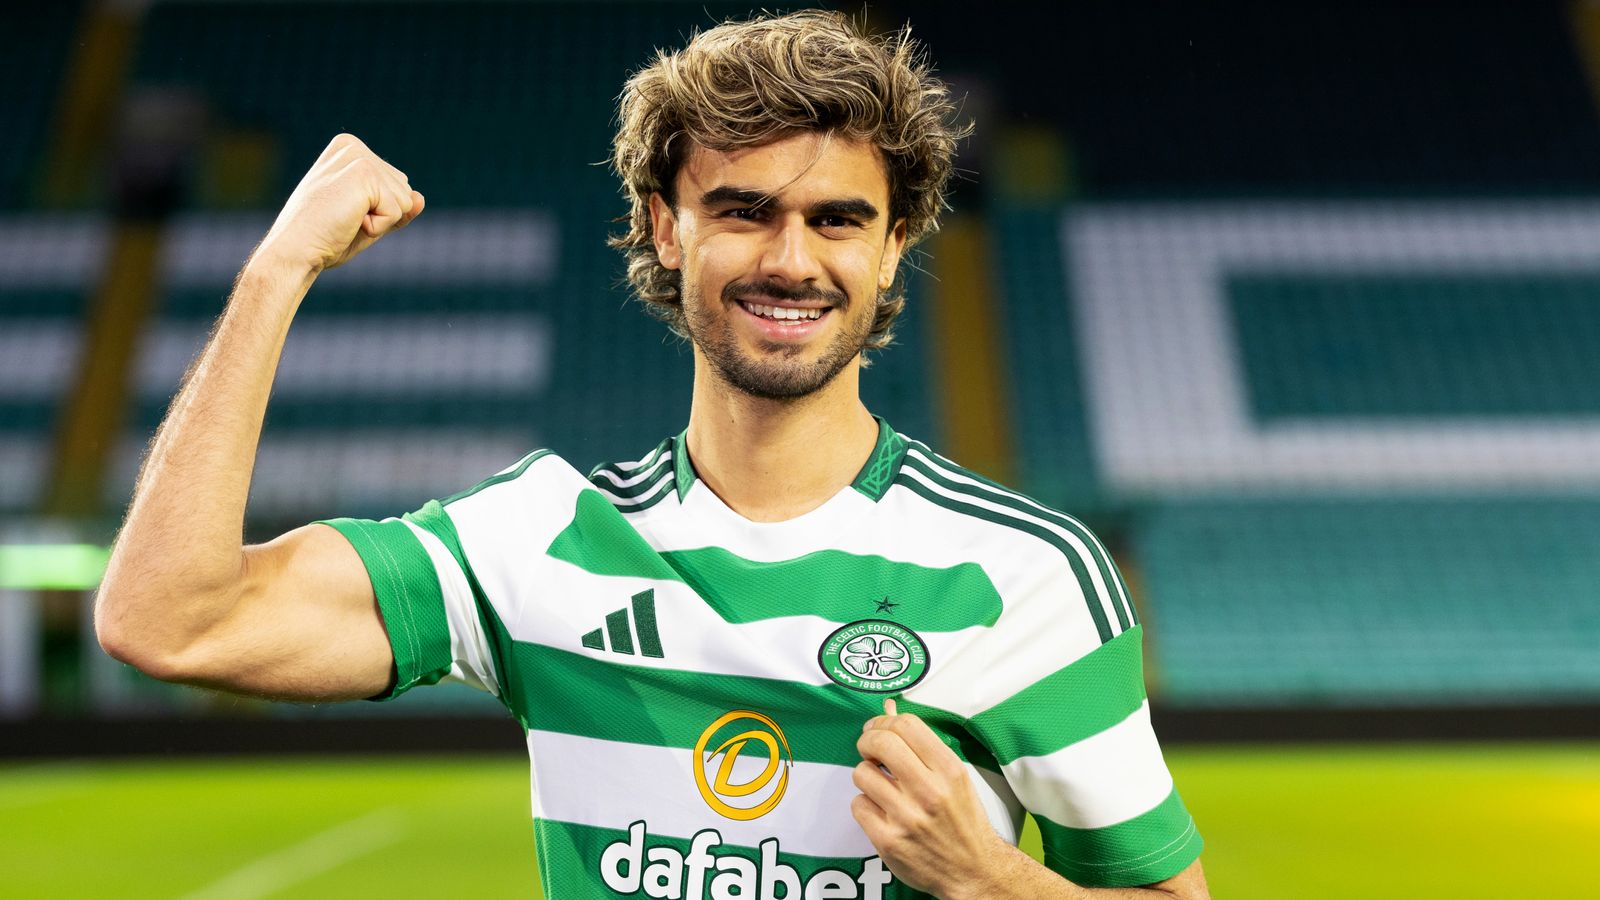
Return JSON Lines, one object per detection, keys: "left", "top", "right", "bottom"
{"left": 2, "top": 744, "right": 1593, "bottom": 898}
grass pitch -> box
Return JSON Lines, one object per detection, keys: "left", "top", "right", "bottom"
{"left": 3, "top": 743, "right": 1593, "bottom": 898}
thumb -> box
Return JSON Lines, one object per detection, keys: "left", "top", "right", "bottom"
{"left": 362, "top": 191, "right": 405, "bottom": 238}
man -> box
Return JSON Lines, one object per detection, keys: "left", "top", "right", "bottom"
{"left": 98, "top": 10, "right": 1208, "bottom": 899}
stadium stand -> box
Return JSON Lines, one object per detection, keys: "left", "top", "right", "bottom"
{"left": 5, "top": 1, "right": 1600, "bottom": 718}
{"left": 1140, "top": 495, "right": 1600, "bottom": 703}
{"left": 0, "top": 4, "right": 93, "bottom": 516}
{"left": 940, "top": 5, "right": 1600, "bottom": 705}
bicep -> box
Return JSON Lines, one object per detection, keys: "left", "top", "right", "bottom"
{"left": 195, "top": 523, "right": 395, "bottom": 701}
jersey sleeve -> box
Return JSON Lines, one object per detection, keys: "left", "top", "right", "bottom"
{"left": 318, "top": 498, "right": 501, "bottom": 702}
{"left": 968, "top": 622, "right": 1202, "bottom": 887}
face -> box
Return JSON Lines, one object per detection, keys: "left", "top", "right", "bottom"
{"left": 649, "top": 132, "right": 907, "bottom": 400}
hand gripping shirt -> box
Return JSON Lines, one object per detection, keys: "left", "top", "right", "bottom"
{"left": 321, "top": 420, "right": 1202, "bottom": 898}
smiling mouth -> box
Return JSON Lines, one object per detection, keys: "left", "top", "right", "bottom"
{"left": 737, "top": 300, "right": 830, "bottom": 322}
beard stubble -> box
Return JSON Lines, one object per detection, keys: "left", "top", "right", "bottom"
{"left": 681, "top": 278, "right": 872, "bottom": 401}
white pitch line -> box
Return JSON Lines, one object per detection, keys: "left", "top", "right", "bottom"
{"left": 179, "top": 807, "right": 408, "bottom": 900}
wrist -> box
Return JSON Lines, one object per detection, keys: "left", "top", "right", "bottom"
{"left": 939, "top": 838, "right": 1019, "bottom": 900}
{"left": 238, "top": 242, "right": 321, "bottom": 305}
{"left": 245, "top": 238, "right": 323, "bottom": 284}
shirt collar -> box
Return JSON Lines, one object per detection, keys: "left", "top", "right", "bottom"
{"left": 670, "top": 416, "right": 906, "bottom": 503}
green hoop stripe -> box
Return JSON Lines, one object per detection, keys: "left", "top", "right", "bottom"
{"left": 891, "top": 468, "right": 1115, "bottom": 643}
{"left": 905, "top": 443, "right": 1136, "bottom": 630}
{"left": 503, "top": 639, "right": 999, "bottom": 772}
{"left": 970, "top": 626, "right": 1146, "bottom": 765}
{"left": 545, "top": 492, "right": 1004, "bottom": 631}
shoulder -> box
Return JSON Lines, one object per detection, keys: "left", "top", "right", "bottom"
{"left": 887, "top": 437, "right": 1137, "bottom": 645}
{"left": 890, "top": 437, "right": 1104, "bottom": 557}
{"left": 439, "top": 447, "right": 582, "bottom": 507}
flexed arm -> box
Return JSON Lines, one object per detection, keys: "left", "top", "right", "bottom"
{"left": 96, "top": 134, "right": 424, "bottom": 701}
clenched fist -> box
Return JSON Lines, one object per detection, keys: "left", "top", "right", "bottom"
{"left": 255, "top": 134, "right": 424, "bottom": 274}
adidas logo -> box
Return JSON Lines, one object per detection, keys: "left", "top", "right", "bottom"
{"left": 581, "top": 588, "right": 664, "bottom": 658}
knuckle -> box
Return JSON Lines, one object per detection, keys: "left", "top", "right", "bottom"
{"left": 863, "top": 731, "right": 898, "bottom": 757}
{"left": 851, "top": 762, "right": 871, "bottom": 789}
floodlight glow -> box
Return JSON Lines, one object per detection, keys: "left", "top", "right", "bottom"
{"left": 0, "top": 544, "right": 110, "bottom": 590}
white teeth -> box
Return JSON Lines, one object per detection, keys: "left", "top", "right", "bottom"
{"left": 745, "top": 302, "right": 823, "bottom": 322}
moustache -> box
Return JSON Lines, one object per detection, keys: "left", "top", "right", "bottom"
{"left": 721, "top": 280, "right": 848, "bottom": 309}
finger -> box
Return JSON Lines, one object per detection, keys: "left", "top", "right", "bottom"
{"left": 362, "top": 188, "right": 407, "bottom": 237}
{"left": 858, "top": 729, "right": 932, "bottom": 789}
{"left": 317, "top": 132, "right": 364, "bottom": 164}
{"left": 883, "top": 713, "right": 964, "bottom": 778}
{"left": 396, "top": 191, "right": 425, "bottom": 228}
{"left": 852, "top": 758, "right": 915, "bottom": 820}
{"left": 382, "top": 159, "right": 410, "bottom": 186}
{"left": 850, "top": 792, "right": 891, "bottom": 835}
{"left": 862, "top": 701, "right": 898, "bottom": 733}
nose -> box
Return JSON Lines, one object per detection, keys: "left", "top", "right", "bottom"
{"left": 756, "top": 215, "right": 820, "bottom": 285}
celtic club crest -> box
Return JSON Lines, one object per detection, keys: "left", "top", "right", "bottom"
{"left": 818, "top": 619, "right": 930, "bottom": 693}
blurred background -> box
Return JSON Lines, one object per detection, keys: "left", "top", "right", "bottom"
{"left": 2, "top": 1, "right": 1598, "bottom": 897}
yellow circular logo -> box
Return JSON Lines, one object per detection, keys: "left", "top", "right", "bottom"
{"left": 693, "top": 710, "right": 793, "bottom": 821}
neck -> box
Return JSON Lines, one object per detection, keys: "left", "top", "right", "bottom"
{"left": 685, "top": 354, "right": 880, "bottom": 523}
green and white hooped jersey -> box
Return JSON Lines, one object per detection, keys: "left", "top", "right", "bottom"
{"left": 322, "top": 419, "right": 1202, "bottom": 897}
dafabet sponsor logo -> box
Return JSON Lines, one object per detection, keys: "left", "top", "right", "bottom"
{"left": 596, "top": 710, "right": 895, "bottom": 898}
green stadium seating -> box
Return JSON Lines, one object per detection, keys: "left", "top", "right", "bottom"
{"left": 1138, "top": 496, "right": 1600, "bottom": 703}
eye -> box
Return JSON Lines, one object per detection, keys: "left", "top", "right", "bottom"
{"left": 814, "top": 215, "right": 861, "bottom": 230}
{"left": 723, "top": 206, "right": 768, "bottom": 222}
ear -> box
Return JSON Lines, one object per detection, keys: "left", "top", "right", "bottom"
{"left": 878, "top": 218, "right": 908, "bottom": 291}
{"left": 649, "top": 192, "right": 682, "bottom": 270}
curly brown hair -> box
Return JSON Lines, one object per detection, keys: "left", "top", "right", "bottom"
{"left": 610, "top": 9, "right": 969, "bottom": 352}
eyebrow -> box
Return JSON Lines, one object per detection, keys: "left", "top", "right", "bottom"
{"left": 698, "top": 185, "right": 881, "bottom": 223}
{"left": 699, "top": 186, "right": 771, "bottom": 208}
{"left": 811, "top": 198, "right": 880, "bottom": 222}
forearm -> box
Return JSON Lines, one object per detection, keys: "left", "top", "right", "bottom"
{"left": 947, "top": 845, "right": 1200, "bottom": 900}
{"left": 97, "top": 250, "right": 317, "bottom": 664}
